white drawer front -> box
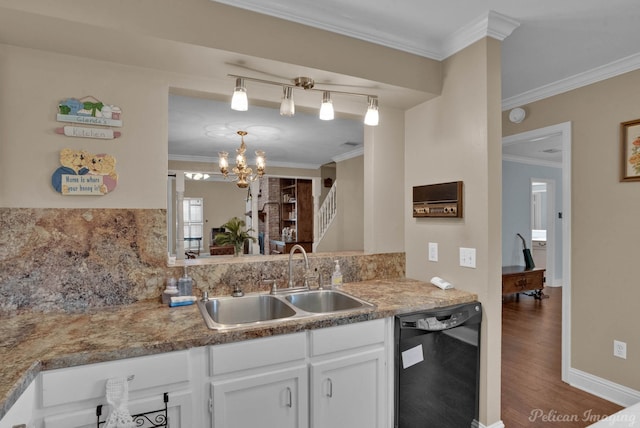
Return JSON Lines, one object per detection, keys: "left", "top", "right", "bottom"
{"left": 310, "top": 319, "right": 385, "bottom": 356}
{"left": 210, "top": 333, "right": 306, "bottom": 376}
{"left": 41, "top": 350, "right": 190, "bottom": 408}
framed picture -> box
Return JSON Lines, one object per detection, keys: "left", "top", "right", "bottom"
{"left": 621, "top": 118, "right": 640, "bottom": 181}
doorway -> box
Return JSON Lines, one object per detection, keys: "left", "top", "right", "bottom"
{"left": 502, "top": 121, "right": 572, "bottom": 381}
{"left": 530, "top": 178, "right": 556, "bottom": 287}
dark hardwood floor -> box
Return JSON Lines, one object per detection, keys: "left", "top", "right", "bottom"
{"left": 501, "top": 287, "right": 623, "bottom": 427}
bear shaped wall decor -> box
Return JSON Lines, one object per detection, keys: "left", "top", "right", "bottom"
{"left": 51, "top": 148, "right": 118, "bottom": 195}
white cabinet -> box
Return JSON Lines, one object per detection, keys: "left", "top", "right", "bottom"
{"left": 1, "top": 318, "right": 392, "bottom": 428}
{"left": 209, "top": 333, "right": 308, "bottom": 428}
{"left": 0, "top": 350, "right": 200, "bottom": 428}
{"left": 0, "top": 379, "right": 37, "bottom": 428}
{"left": 309, "top": 319, "right": 388, "bottom": 428}
{"left": 211, "top": 365, "right": 308, "bottom": 428}
{"left": 310, "top": 348, "right": 386, "bottom": 428}
{"left": 207, "top": 319, "right": 390, "bottom": 428}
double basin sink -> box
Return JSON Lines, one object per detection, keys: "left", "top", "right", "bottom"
{"left": 198, "top": 289, "right": 375, "bottom": 330}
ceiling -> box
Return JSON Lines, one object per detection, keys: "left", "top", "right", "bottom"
{"left": 170, "top": 0, "right": 640, "bottom": 168}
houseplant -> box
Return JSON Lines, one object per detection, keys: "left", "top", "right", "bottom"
{"left": 214, "top": 216, "right": 256, "bottom": 256}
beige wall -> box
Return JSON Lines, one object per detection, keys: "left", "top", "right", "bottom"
{"left": 503, "top": 69, "right": 640, "bottom": 391}
{"left": 0, "top": 45, "right": 168, "bottom": 208}
{"left": 316, "top": 155, "right": 364, "bottom": 252}
{"left": 184, "top": 180, "right": 247, "bottom": 249}
{"left": 405, "top": 38, "right": 503, "bottom": 425}
{"left": 364, "top": 105, "right": 406, "bottom": 253}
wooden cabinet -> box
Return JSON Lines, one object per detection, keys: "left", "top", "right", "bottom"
{"left": 502, "top": 266, "right": 546, "bottom": 299}
{"left": 280, "top": 178, "right": 313, "bottom": 251}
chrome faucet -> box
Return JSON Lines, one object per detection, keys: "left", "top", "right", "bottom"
{"left": 288, "top": 244, "right": 310, "bottom": 288}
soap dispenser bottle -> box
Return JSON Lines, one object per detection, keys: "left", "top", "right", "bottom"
{"left": 178, "top": 266, "right": 193, "bottom": 296}
{"left": 162, "top": 277, "right": 179, "bottom": 304}
{"left": 331, "top": 260, "right": 343, "bottom": 287}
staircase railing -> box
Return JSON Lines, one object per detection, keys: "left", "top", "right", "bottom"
{"left": 316, "top": 181, "right": 337, "bottom": 244}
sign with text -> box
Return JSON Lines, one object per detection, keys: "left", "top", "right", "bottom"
{"left": 61, "top": 174, "right": 105, "bottom": 195}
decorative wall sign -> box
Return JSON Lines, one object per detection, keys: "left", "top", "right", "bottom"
{"left": 56, "top": 96, "right": 122, "bottom": 139}
{"left": 51, "top": 148, "right": 118, "bottom": 195}
{"left": 55, "top": 126, "right": 121, "bottom": 139}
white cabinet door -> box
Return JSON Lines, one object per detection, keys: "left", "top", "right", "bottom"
{"left": 43, "top": 390, "right": 193, "bottom": 428}
{"left": 211, "top": 365, "right": 308, "bottom": 428}
{"left": 310, "top": 348, "right": 386, "bottom": 428}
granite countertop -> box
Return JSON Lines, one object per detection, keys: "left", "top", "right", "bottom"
{"left": 0, "top": 278, "right": 477, "bottom": 419}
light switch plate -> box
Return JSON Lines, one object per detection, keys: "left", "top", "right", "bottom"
{"left": 428, "top": 242, "right": 438, "bottom": 262}
{"left": 459, "top": 247, "right": 476, "bottom": 268}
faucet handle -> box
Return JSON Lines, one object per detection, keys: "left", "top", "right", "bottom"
{"left": 260, "top": 278, "right": 278, "bottom": 294}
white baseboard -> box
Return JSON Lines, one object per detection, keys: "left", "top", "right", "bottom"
{"left": 568, "top": 367, "right": 640, "bottom": 407}
{"left": 478, "top": 421, "right": 505, "bottom": 428}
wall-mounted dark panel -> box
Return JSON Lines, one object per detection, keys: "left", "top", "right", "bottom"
{"left": 412, "top": 181, "right": 463, "bottom": 218}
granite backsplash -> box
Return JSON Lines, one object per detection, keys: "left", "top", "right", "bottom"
{"left": 0, "top": 208, "right": 405, "bottom": 313}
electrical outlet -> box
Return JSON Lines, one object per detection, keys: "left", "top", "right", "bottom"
{"left": 459, "top": 247, "right": 476, "bottom": 268}
{"left": 428, "top": 242, "right": 438, "bottom": 262}
{"left": 614, "top": 340, "right": 627, "bottom": 359}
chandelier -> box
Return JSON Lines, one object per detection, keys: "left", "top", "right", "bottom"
{"left": 218, "top": 130, "right": 266, "bottom": 188}
{"left": 230, "top": 74, "right": 379, "bottom": 126}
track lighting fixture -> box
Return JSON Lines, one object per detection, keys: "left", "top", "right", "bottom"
{"left": 319, "top": 91, "right": 334, "bottom": 121}
{"left": 364, "top": 96, "right": 379, "bottom": 126}
{"left": 227, "top": 74, "right": 379, "bottom": 126}
{"left": 280, "top": 86, "right": 295, "bottom": 117}
{"left": 230, "top": 77, "right": 248, "bottom": 111}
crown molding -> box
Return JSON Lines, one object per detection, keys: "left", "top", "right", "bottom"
{"left": 211, "top": 1, "right": 518, "bottom": 60}
{"left": 332, "top": 146, "right": 364, "bottom": 163}
{"left": 169, "top": 154, "right": 321, "bottom": 170}
{"left": 441, "top": 11, "right": 519, "bottom": 60}
{"left": 502, "top": 154, "right": 562, "bottom": 169}
{"left": 503, "top": 51, "right": 640, "bottom": 110}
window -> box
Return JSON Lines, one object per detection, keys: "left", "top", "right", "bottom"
{"left": 183, "top": 197, "right": 203, "bottom": 252}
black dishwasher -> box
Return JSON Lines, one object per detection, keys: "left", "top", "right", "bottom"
{"left": 395, "top": 302, "right": 482, "bottom": 428}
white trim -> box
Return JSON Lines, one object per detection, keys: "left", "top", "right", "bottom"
{"left": 169, "top": 153, "right": 323, "bottom": 170}
{"left": 332, "top": 146, "right": 364, "bottom": 163}
{"left": 478, "top": 421, "right": 505, "bottom": 428}
{"left": 441, "top": 11, "right": 520, "bottom": 60}
{"left": 568, "top": 368, "right": 640, "bottom": 408}
{"left": 503, "top": 51, "right": 640, "bottom": 110}
{"left": 503, "top": 121, "right": 571, "bottom": 382}
{"left": 211, "top": 1, "right": 518, "bottom": 61}
{"left": 502, "top": 154, "right": 562, "bottom": 169}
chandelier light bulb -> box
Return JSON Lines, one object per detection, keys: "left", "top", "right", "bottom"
{"left": 231, "top": 78, "right": 248, "bottom": 111}
{"left": 319, "top": 91, "right": 334, "bottom": 121}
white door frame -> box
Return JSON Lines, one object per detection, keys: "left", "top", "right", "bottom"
{"left": 502, "top": 121, "right": 572, "bottom": 382}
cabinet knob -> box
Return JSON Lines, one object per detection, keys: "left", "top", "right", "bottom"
{"left": 326, "top": 378, "right": 333, "bottom": 398}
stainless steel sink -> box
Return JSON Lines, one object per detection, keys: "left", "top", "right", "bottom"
{"left": 198, "top": 294, "right": 297, "bottom": 329}
{"left": 198, "top": 289, "right": 375, "bottom": 330}
{"left": 285, "top": 290, "right": 374, "bottom": 313}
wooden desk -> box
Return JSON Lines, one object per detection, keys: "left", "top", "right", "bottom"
{"left": 502, "top": 266, "right": 546, "bottom": 300}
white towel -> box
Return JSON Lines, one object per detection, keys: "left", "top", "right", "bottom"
{"left": 104, "top": 377, "right": 136, "bottom": 428}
